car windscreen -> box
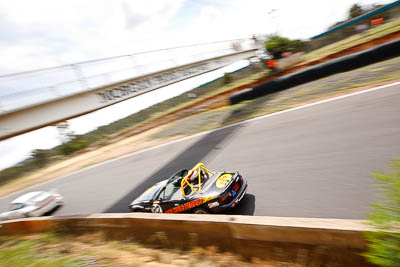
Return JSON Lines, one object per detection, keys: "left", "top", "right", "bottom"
{"left": 9, "top": 203, "right": 25, "bottom": 211}
{"left": 31, "top": 192, "right": 49, "bottom": 202}
{"left": 156, "top": 184, "right": 181, "bottom": 201}
{"left": 134, "top": 185, "right": 162, "bottom": 202}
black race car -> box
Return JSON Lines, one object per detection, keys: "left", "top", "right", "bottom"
{"left": 130, "top": 163, "right": 247, "bottom": 214}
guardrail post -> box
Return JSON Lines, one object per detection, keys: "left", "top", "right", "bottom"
{"left": 102, "top": 73, "right": 111, "bottom": 84}
{"left": 48, "top": 86, "right": 61, "bottom": 97}
{"left": 129, "top": 54, "right": 136, "bottom": 68}
{"left": 71, "top": 64, "right": 89, "bottom": 92}
{"left": 166, "top": 49, "right": 177, "bottom": 67}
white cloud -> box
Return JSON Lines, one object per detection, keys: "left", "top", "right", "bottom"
{"left": 199, "top": 5, "right": 220, "bottom": 25}
{"left": 174, "top": 0, "right": 394, "bottom": 42}
{"left": 124, "top": 0, "right": 184, "bottom": 30}
{"left": 0, "top": 0, "right": 185, "bottom": 73}
{"left": 0, "top": 126, "right": 59, "bottom": 170}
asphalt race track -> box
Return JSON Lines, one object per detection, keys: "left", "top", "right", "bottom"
{"left": 1, "top": 82, "right": 400, "bottom": 219}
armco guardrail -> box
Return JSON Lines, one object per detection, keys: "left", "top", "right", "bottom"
{"left": 0, "top": 214, "right": 374, "bottom": 266}
{"left": 230, "top": 38, "right": 400, "bottom": 105}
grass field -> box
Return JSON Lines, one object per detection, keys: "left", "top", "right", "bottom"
{"left": 302, "top": 17, "right": 400, "bottom": 63}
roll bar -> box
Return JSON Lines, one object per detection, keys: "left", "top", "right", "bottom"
{"left": 181, "top": 163, "right": 215, "bottom": 197}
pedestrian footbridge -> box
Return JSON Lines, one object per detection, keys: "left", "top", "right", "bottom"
{"left": 0, "top": 39, "right": 259, "bottom": 140}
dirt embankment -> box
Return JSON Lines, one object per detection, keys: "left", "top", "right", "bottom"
{"left": 92, "top": 30, "right": 400, "bottom": 148}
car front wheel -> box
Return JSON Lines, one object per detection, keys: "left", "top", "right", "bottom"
{"left": 193, "top": 208, "right": 209, "bottom": 214}
{"left": 151, "top": 204, "right": 163, "bottom": 213}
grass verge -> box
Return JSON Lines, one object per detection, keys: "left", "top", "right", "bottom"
{"left": 302, "top": 17, "right": 400, "bottom": 63}
{"left": 0, "top": 232, "right": 272, "bottom": 267}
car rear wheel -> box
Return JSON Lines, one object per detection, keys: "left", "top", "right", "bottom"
{"left": 193, "top": 208, "right": 209, "bottom": 214}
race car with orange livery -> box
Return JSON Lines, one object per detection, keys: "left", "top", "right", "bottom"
{"left": 129, "top": 163, "right": 247, "bottom": 214}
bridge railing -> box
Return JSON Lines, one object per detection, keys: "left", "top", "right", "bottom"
{"left": 0, "top": 39, "right": 257, "bottom": 114}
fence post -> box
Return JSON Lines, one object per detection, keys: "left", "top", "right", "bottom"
{"left": 71, "top": 64, "right": 89, "bottom": 92}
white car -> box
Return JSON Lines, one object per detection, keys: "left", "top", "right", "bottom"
{"left": 0, "top": 190, "right": 64, "bottom": 221}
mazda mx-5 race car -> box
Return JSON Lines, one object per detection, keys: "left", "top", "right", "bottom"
{"left": 0, "top": 190, "right": 64, "bottom": 221}
{"left": 130, "top": 163, "right": 247, "bottom": 214}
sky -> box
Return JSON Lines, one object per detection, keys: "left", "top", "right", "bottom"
{"left": 0, "top": 0, "right": 394, "bottom": 170}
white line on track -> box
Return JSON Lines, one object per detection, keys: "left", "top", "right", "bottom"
{"left": 2, "top": 80, "right": 400, "bottom": 200}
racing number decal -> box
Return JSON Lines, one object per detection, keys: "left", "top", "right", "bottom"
{"left": 165, "top": 196, "right": 217, "bottom": 213}
{"left": 216, "top": 174, "right": 232, "bottom": 188}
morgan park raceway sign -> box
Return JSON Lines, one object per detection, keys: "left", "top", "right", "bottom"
{"left": 96, "top": 62, "right": 209, "bottom": 104}
{"left": 0, "top": 50, "right": 256, "bottom": 140}
{"left": 93, "top": 52, "right": 252, "bottom": 105}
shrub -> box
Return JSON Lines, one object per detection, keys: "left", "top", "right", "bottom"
{"left": 59, "top": 139, "right": 89, "bottom": 156}
{"left": 265, "top": 35, "right": 306, "bottom": 59}
{"left": 363, "top": 159, "right": 400, "bottom": 267}
{"left": 31, "top": 149, "right": 50, "bottom": 168}
{"left": 222, "top": 73, "right": 232, "bottom": 84}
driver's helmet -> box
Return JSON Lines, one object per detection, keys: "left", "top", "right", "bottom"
{"left": 188, "top": 169, "right": 208, "bottom": 184}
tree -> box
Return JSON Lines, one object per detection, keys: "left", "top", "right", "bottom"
{"left": 56, "top": 121, "right": 75, "bottom": 144}
{"left": 31, "top": 149, "right": 50, "bottom": 168}
{"left": 265, "top": 35, "right": 306, "bottom": 59}
{"left": 349, "top": 4, "right": 363, "bottom": 19}
{"left": 59, "top": 139, "right": 89, "bottom": 156}
{"left": 363, "top": 159, "right": 400, "bottom": 266}
{"left": 222, "top": 73, "right": 232, "bottom": 84}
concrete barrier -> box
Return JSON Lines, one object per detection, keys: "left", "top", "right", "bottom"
{"left": 0, "top": 214, "right": 375, "bottom": 266}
